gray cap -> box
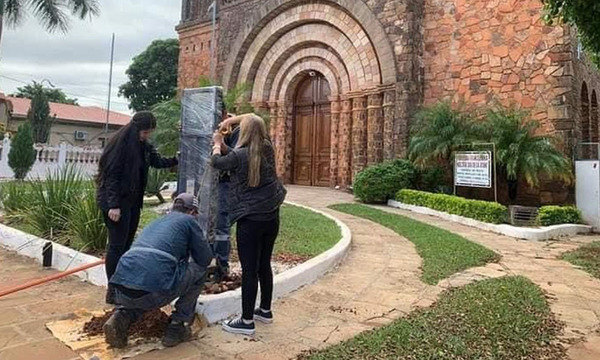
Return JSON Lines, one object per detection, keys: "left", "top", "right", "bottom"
{"left": 174, "top": 193, "right": 199, "bottom": 211}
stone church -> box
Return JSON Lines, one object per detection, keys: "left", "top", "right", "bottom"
{"left": 177, "top": 0, "right": 600, "bottom": 204}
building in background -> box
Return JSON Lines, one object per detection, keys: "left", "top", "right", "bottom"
{"left": 178, "top": 0, "right": 600, "bottom": 205}
{"left": 0, "top": 93, "right": 130, "bottom": 147}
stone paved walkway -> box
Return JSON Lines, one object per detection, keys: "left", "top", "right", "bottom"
{"left": 1, "top": 186, "right": 600, "bottom": 360}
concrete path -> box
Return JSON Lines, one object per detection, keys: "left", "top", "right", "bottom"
{"left": 373, "top": 205, "right": 600, "bottom": 360}
{"left": 1, "top": 186, "right": 600, "bottom": 360}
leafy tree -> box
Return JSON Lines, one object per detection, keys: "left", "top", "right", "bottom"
{"left": 408, "top": 101, "right": 479, "bottom": 168}
{"left": 0, "top": 0, "right": 99, "bottom": 46}
{"left": 543, "top": 0, "right": 600, "bottom": 67}
{"left": 151, "top": 98, "right": 180, "bottom": 156}
{"left": 26, "top": 86, "right": 55, "bottom": 144}
{"left": 8, "top": 122, "right": 36, "bottom": 180}
{"left": 12, "top": 82, "right": 78, "bottom": 105}
{"left": 119, "top": 39, "right": 180, "bottom": 111}
{"left": 483, "top": 107, "right": 572, "bottom": 201}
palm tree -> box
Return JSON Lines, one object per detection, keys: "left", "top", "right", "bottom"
{"left": 0, "top": 0, "right": 99, "bottom": 46}
{"left": 408, "top": 101, "right": 479, "bottom": 167}
{"left": 484, "top": 107, "right": 572, "bottom": 201}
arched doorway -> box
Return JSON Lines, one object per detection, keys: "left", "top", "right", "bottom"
{"left": 292, "top": 72, "right": 331, "bottom": 186}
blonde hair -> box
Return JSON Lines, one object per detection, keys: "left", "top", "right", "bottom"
{"left": 236, "top": 114, "right": 268, "bottom": 187}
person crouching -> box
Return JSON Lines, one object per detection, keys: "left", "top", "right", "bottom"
{"left": 103, "top": 193, "right": 212, "bottom": 348}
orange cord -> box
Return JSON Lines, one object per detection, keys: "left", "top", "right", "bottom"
{"left": 0, "top": 259, "right": 105, "bottom": 298}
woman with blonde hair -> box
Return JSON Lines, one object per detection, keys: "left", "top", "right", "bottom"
{"left": 211, "top": 113, "right": 286, "bottom": 335}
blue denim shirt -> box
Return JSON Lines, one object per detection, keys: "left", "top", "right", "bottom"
{"left": 110, "top": 212, "right": 213, "bottom": 293}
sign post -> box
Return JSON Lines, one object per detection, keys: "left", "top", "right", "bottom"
{"left": 454, "top": 148, "right": 497, "bottom": 202}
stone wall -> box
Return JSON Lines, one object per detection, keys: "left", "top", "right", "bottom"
{"left": 423, "top": 0, "right": 579, "bottom": 205}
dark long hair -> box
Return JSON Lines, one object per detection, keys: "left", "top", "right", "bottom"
{"left": 96, "top": 111, "right": 157, "bottom": 187}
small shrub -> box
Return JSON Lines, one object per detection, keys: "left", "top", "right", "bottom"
{"left": 537, "top": 206, "right": 582, "bottom": 226}
{"left": 0, "top": 181, "right": 32, "bottom": 216}
{"left": 8, "top": 122, "right": 36, "bottom": 180}
{"left": 145, "top": 168, "right": 170, "bottom": 203}
{"left": 353, "top": 160, "right": 416, "bottom": 204}
{"left": 397, "top": 189, "right": 508, "bottom": 224}
{"left": 64, "top": 187, "right": 107, "bottom": 253}
{"left": 24, "top": 166, "right": 89, "bottom": 238}
{"left": 415, "top": 165, "right": 448, "bottom": 193}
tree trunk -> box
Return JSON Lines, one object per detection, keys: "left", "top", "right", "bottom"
{"left": 507, "top": 179, "right": 518, "bottom": 202}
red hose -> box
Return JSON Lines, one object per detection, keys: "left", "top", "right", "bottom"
{"left": 0, "top": 259, "right": 105, "bottom": 298}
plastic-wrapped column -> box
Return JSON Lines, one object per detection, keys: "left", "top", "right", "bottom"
{"left": 177, "top": 86, "right": 224, "bottom": 241}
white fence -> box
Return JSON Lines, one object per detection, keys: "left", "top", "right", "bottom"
{"left": 0, "top": 137, "right": 102, "bottom": 180}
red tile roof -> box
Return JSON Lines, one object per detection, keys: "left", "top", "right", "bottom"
{"left": 4, "top": 96, "right": 131, "bottom": 126}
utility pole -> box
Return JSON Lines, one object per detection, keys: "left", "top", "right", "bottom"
{"left": 104, "top": 33, "right": 115, "bottom": 138}
{"left": 208, "top": 1, "right": 217, "bottom": 83}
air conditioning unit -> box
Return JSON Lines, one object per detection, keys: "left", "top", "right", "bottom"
{"left": 74, "top": 130, "right": 88, "bottom": 141}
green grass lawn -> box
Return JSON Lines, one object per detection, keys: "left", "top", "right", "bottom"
{"left": 231, "top": 204, "right": 341, "bottom": 258}
{"left": 300, "top": 276, "right": 565, "bottom": 360}
{"left": 329, "top": 204, "right": 499, "bottom": 285}
{"left": 562, "top": 241, "right": 600, "bottom": 279}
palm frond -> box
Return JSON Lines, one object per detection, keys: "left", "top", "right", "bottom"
{"left": 67, "top": 0, "right": 99, "bottom": 19}
{"left": 3, "top": 0, "right": 25, "bottom": 26}
{"left": 29, "top": 0, "right": 69, "bottom": 32}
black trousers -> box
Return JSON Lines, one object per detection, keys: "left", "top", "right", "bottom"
{"left": 236, "top": 216, "right": 280, "bottom": 320}
{"left": 103, "top": 206, "right": 142, "bottom": 282}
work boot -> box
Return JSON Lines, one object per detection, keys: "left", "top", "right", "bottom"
{"left": 162, "top": 321, "right": 192, "bottom": 347}
{"left": 103, "top": 310, "right": 132, "bottom": 348}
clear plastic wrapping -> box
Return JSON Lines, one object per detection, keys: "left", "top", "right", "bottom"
{"left": 177, "top": 86, "right": 224, "bottom": 241}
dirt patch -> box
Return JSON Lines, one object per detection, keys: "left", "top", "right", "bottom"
{"left": 275, "top": 253, "right": 310, "bottom": 265}
{"left": 202, "top": 272, "right": 242, "bottom": 295}
{"left": 82, "top": 309, "right": 170, "bottom": 340}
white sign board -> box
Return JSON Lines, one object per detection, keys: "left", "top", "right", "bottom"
{"left": 454, "top": 151, "right": 492, "bottom": 188}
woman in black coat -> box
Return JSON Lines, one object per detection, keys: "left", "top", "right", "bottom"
{"left": 96, "top": 111, "right": 178, "bottom": 304}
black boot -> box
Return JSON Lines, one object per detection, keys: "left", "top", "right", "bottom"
{"left": 162, "top": 321, "right": 192, "bottom": 348}
{"left": 103, "top": 310, "right": 132, "bottom": 348}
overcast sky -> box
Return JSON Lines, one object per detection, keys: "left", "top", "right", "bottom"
{"left": 0, "top": 0, "right": 181, "bottom": 115}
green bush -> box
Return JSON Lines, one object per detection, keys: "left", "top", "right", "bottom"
{"left": 8, "top": 122, "right": 36, "bottom": 180}
{"left": 353, "top": 160, "right": 416, "bottom": 204}
{"left": 23, "top": 166, "right": 89, "bottom": 238}
{"left": 145, "top": 168, "right": 170, "bottom": 203}
{"left": 397, "top": 189, "right": 508, "bottom": 224}
{"left": 537, "top": 206, "right": 582, "bottom": 226}
{"left": 64, "top": 186, "right": 107, "bottom": 253}
{"left": 0, "top": 181, "right": 33, "bottom": 217}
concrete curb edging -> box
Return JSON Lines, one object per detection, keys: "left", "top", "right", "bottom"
{"left": 0, "top": 224, "right": 108, "bottom": 286}
{"left": 196, "top": 201, "right": 352, "bottom": 323}
{"left": 0, "top": 201, "right": 352, "bottom": 324}
{"left": 387, "top": 200, "right": 592, "bottom": 241}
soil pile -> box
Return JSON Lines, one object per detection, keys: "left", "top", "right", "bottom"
{"left": 82, "top": 309, "right": 170, "bottom": 340}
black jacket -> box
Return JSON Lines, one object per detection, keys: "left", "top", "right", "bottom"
{"left": 211, "top": 140, "right": 286, "bottom": 223}
{"left": 97, "top": 142, "right": 178, "bottom": 211}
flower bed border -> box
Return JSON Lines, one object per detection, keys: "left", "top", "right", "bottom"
{"left": 0, "top": 201, "right": 351, "bottom": 324}
{"left": 387, "top": 200, "right": 591, "bottom": 241}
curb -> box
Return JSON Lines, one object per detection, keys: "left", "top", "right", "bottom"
{"left": 387, "top": 200, "right": 592, "bottom": 241}
{"left": 0, "top": 201, "right": 352, "bottom": 324}
{"left": 196, "top": 201, "right": 352, "bottom": 323}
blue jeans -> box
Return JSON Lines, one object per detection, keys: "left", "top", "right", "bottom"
{"left": 114, "top": 262, "right": 206, "bottom": 324}
{"left": 214, "top": 181, "right": 231, "bottom": 269}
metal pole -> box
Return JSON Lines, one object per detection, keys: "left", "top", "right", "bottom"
{"left": 493, "top": 142, "right": 498, "bottom": 203}
{"left": 105, "top": 33, "right": 115, "bottom": 137}
{"left": 209, "top": 1, "right": 217, "bottom": 83}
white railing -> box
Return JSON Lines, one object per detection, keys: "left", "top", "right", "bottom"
{"left": 0, "top": 137, "right": 102, "bottom": 180}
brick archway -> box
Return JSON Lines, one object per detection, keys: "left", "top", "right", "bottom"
{"left": 222, "top": 0, "right": 397, "bottom": 89}
{"left": 223, "top": 0, "right": 397, "bottom": 188}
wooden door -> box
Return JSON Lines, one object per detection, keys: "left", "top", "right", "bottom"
{"left": 293, "top": 73, "right": 331, "bottom": 186}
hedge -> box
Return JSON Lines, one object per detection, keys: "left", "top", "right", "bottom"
{"left": 353, "top": 160, "right": 416, "bottom": 204}
{"left": 396, "top": 189, "right": 508, "bottom": 224}
{"left": 537, "top": 206, "right": 582, "bottom": 226}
